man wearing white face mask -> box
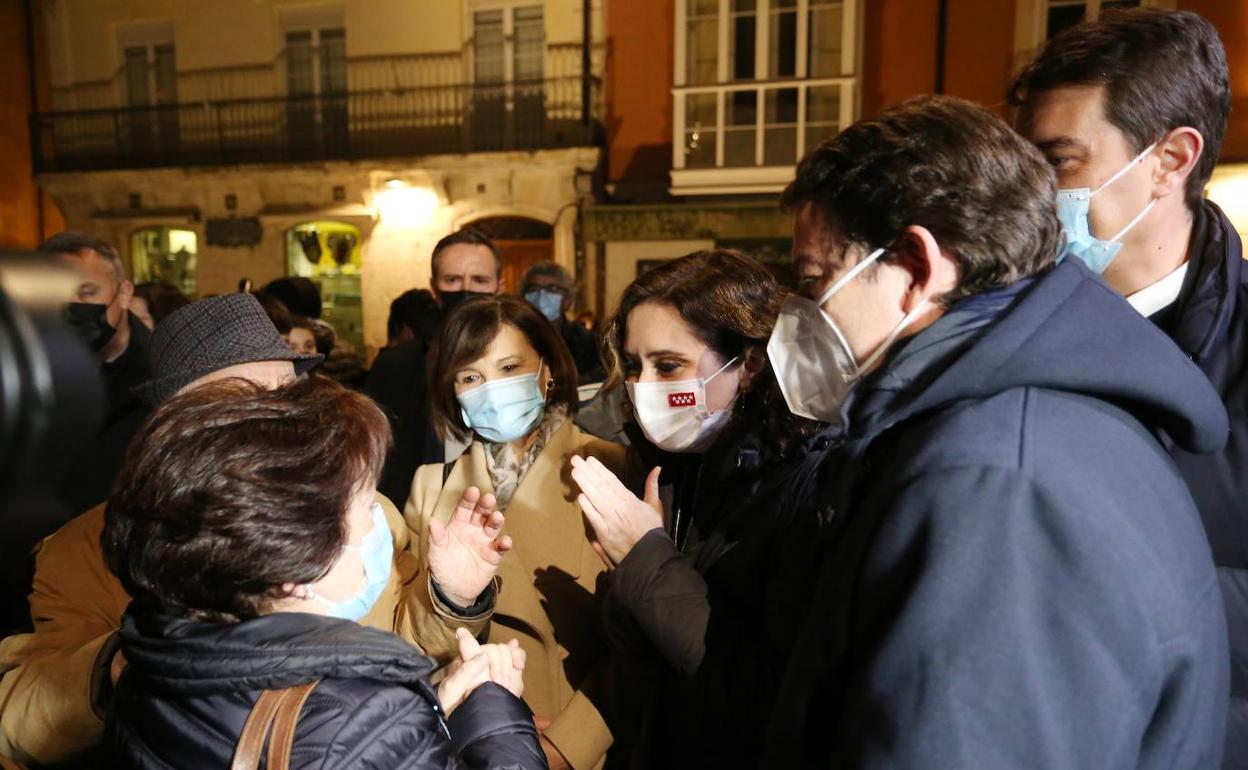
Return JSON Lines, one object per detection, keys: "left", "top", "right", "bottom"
{"left": 763, "top": 96, "right": 1230, "bottom": 769}
{"left": 1012, "top": 11, "right": 1248, "bottom": 765}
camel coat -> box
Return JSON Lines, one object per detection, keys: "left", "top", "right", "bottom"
{"left": 0, "top": 494, "right": 421, "bottom": 766}
{"left": 404, "top": 420, "right": 628, "bottom": 770}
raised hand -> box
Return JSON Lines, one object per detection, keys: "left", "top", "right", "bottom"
{"left": 570, "top": 456, "right": 665, "bottom": 567}
{"left": 428, "top": 486, "right": 512, "bottom": 608}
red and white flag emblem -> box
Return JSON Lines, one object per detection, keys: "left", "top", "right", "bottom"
{"left": 668, "top": 392, "right": 697, "bottom": 408}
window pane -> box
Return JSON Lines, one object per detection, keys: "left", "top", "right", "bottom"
{"left": 684, "top": 92, "right": 718, "bottom": 168}
{"left": 319, "top": 29, "right": 346, "bottom": 93}
{"left": 514, "top": 6, "right": 545, "bottom": 82}
{"left": 690, "top": 0, "right": 718, "bottom": 14}
{"left": 725, "top": 89, "right": 757, "bottom": 166}
{"left": 285, "top": 31, "right": 314, "bottom": 94}
{"left": 474, "top": 10, "right": 505, "bottom": 84}
{"left": 805, "top": 84, "right": 840, "bottom": 152}
{"left": 764, "top": 87, "right": 797, "bottom": 166}
{"left": 729, "top": 6, "right": 756, "bottom": 80}
{"left": 124, "top": 47, "right": 151, "bottom": 107}
{"left": 808, "top": 2, "right": 843, "bottom": 77}
{"left": 1046, "top": 3, "right": 1086, "bottom": 39}
{"left": 686, "top": 16, "right": 718, "bottom": 85}
{"left": 769, "top": 7, "right": 797, "bottom": 78}
{"left": 154, "top": 45, "right": 177, "bottom": 103}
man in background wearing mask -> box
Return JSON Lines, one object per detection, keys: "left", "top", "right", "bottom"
{"left": 1011, "top": 12, "right": 1247, "bottom": 765}
{"left": 521, "top": 261, "right": 603, "bottom": 384}
{"left": 764, "top": 96, "right": 1229, "bottom": 768}
{"left": 38, "top": 232, "right": 152, "bottom": 516}
{"left": 431, "top": 227, "right": 502, "bottom": 314}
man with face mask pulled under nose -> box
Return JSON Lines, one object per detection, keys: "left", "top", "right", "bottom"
{"left": 763, "top": 96, "right": 1230, "bottom": 768}
{"left": 38, "top": 232, "right": 153, "bottom": 517}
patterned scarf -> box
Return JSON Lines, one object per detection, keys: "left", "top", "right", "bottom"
{"left": 483, "top": 405, "right": 568, "bottom": 510}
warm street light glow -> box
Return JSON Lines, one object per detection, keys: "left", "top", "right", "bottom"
{"left": 374, "top": 185, "right": 439, "bottom": 229}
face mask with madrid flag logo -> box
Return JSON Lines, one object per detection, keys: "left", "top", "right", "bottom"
{"left": 625, "top": 357, "right": 739, "bottom": 453}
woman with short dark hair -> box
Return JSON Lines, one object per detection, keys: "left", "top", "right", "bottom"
{"left": 404, "top": 295, "right": 630, "bottom": 770}
{"left": 102, "top": 376, "right": 544, "bottom": 769}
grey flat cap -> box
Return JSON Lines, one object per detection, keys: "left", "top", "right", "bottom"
{"left": 133, "top": 293, "right": 322, "bottom": 405}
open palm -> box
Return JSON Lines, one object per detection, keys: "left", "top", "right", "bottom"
{"left": 428, "top": 486, "right": 512, "bottom": 608}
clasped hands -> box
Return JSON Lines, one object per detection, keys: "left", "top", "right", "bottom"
{"left": 570, "top": 456, "right": 665, "bottom": 568}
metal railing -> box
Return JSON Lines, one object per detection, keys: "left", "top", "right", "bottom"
{"left": 31, "top": 74, "right": 602, "bottom": 172}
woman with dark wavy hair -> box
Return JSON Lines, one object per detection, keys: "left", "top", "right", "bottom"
{"left": 570, "top": 248, "right": 834, "bottom": 768}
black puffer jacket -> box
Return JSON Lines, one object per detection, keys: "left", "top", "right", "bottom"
{"left": 602, "top": 419, "right": 835, "bottom": 769}
{"left": 108, "top": 609, "right": 547, "bottom": 769}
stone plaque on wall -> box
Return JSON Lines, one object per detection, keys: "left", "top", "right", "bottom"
{"left": 206, "top": 217, "right": 263, "bottom": 247}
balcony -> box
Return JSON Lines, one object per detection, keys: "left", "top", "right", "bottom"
{"left": 31, "top": 46, "right": 603, "bottom": 173}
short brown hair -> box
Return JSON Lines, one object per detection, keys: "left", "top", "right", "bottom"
{"left": 783, "top": 95, "right": 1060, "bottom": 304}
{"left": 603, "top": 249, "right": 819, "bottom": 454}
{"left": 428, "top": 295, "right": 579, "bottom": 441}
{"left": 102, "top": 377, "right": 391, "bottom": 624}
{"left": 1010, "top": 8, "right": 1229, "bottom": 213}
{"left": 431, "top": 227, "right": 501, "bottom": 280}
{"left": 38, "top": 231, "right": 126, "bottom": 283}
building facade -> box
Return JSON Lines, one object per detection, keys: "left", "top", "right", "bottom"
{"left": 588, "top": 0, "right": 1248, "bottom": 317}
{"left": 30, "top": 0, "right": 604, "bottom": 358}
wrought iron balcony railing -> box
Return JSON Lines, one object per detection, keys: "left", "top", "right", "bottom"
{"left": 31, "top": 74, "right": 602, "bottom": 173}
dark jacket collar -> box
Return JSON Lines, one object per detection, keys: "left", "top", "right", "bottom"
{"left": 843, "top": 259, "right": 1229, "bottom": 458}
{"left": 119, "top": 608, "right": 436, "bottom": 696}
{"left": 1163, "top": 199, "right": 1243, "bottom": 365}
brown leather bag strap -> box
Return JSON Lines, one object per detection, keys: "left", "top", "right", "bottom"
{"left": 231, "top": 689, "right": 285, "bottom": 770}
{"left": 266, "top": 681, "right": 320, "bottom": 770}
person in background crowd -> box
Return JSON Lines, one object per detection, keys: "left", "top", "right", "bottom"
{"left": 253, "top": 290, "right": 293, "bottom": 336}
{"left": 37, "top": 232, "right": 152, "bottom": 519}
{"left": 575, "top": 311, "right": 595, "bottom": 333}
{"left": 287, "top": 315, "right": 318, "bottom": 356}
{"left": 569, "top": 250, "right": 826, "bottom": 769}
{"left": 131, "top": 282, "right": 190, "bottom": 330}
{"left": 0, "top": 294, "right": 509, "bottom": 766}
{"left": 310, "top": 317, "right": 367, "bottom": 387}
{"left": 405, "top": 295, "right": 633, "bottom": 770}
{"left": 1011, "top": 12, "right": 1247, "bottom": 764}
{"left": 764, "top": 95, "right": 1228, "bottom": 768}
{"left": 102, "top": 377, "right": 544, "bottom": 769}
{"left": 364, "top": 289, "right": 443, "bottom": 505}
{"left": 521, "top": 262, "right": 604, "bottom": 384}
{"left": 430, "top": 228, "right": 503, "bottom": 316}
{"left": 262, "top": 276, "right": 322, "bottom": 321}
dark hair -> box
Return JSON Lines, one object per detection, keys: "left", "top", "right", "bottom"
{"left": 783, "top": 95, "right": 1060, "bottom": 304}
{"left": 133, "top": 282, "right": 191, "bottom": 325}
{"left": 309, "top": 318, "right": 336, "bottom": 357}
{"left": 387, "top": 288, "right": 441, "bottom": 343}
{"left": 431, "top": 228, "right": 501, "bottom": 280}
{"left": 604, "top": 249, "right": 819, "bottom": 455}
{"left": 1010, "top": 8, "right": 1229, "bottom": 212}
{"left": 520, "top": 261, "right": 574, "bottom": 295}
{"left": 428, "top": 295, "right": 579, "bottom": 441}
{"left": 253, "top": 291, "right": 293, "bottom": 335}
{"left": 38, "top": 231, "right": 125, "bottom": 282}
{"left": 102, "top": 377, "right": 391, "bottom": 624}
{"left": 262, "top": 276, "right": 322, "bottom": 319}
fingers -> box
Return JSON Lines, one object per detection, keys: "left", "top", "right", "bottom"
{"left": 471, "top": 492, "right": 498, "bottom": 528}
{"left": 482, "top": 510, "right": 505, "bottom": 539}
{"left": 644, "top": 466, "right": 663, "bottom": 509}
{"left": 578, "top": 492, "right": 606, "bottom": 534}
{"left": 508, "top": 639, "right": 526, "bottom": 671}
{"left": 586, "top": 456, "right": 633, "bottom": 498}
{"left": 452, "top": 486, "right": 482, "bottom": 525}
{"left": 456, "top": 626, "right": 481, "bottom": 662}
{"left": 492, "top": 534, "right": 514, "bottom": 554}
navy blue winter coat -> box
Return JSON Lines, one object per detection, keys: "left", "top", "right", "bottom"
{"left": 766, "top": 259, "right": 1230, "bottom": 769}
{"left": 108, "top": 610, "right": 546, "bottom": 769}
{"left": 1149, "top": 200, "right": 1248, "bottom": 769}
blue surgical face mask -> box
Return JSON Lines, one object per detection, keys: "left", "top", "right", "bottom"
{"left": 1056, "top": 141, "right": 1158, "bottom": 273}
{"left": 525, "top": 288, "right": 565, "bottom": 323}
{"left": 458, "top": 359, "right": 548, "bottom": 443}
{"left": 304, "top": 502, "right": 393, "bottom": 622}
